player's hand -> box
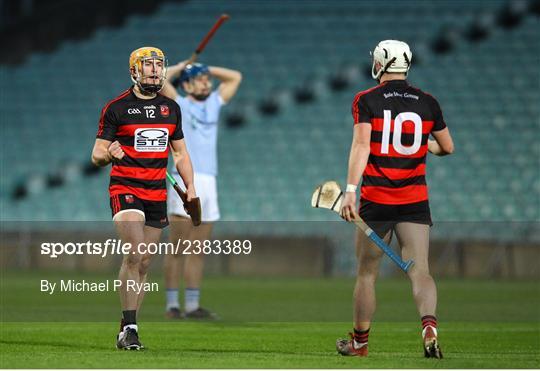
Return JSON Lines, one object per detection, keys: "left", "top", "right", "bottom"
{"left": 427, "top": 139, "right": 437, "bottom": 154}
{"left": 177, "top": 60, "right": 190, "bottom": 70}
{"left": 185, "top": 185, "right": 197, "bottom": 202}
{"left": 108, "top": 141, "right": 125, "bottom": 161}
{"left": 182, "top": 185, "right": 201, "bottom": 226}
{"left": 340, "top": 191, "right": 359, "bottom": 222}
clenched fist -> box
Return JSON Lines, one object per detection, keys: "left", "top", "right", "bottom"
{"left": 340, "top": 191, "right": 359, "bottom": 222}
{"left": 108, "top": 141, "right": 125, "bottom": 161}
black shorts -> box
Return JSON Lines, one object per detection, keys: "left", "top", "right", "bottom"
{"left": 110, "top": 194, "right": 169, "bottom": 229}
{"left": 358, "top": 198, "right": 432, "bottom": 237}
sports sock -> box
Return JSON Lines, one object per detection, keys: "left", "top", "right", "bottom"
{"left": 185, "top": 288, "right": 200, "bottom": 313}
{"left": 421, "top": 315, "right": 438, "bottom": 336}
{"left": 166, "top": 288, "right": 180, "bottom": 310}
{"left": 122, "top": 310, "right": 137, "bottom": 326}
{"left": 353, "top": 328, "right": 369, "bottom": 349}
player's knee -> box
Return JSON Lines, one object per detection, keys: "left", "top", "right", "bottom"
{"left": 357, "top": 254, "right": 381, "bottom": 273}
{"left": 123, "top": 253, "right": 142, "bottom": 269}
{"left": 357, "top": 263, "right": 379, "bottom": 280}
{"left": 139, "top": 266, "right": 149, "bottom": 277}
{"left": 139, "top": 256, "right": 152, "bottom": 275}
{"left": 116, "top": 212, "right": 144, "bottom": 223}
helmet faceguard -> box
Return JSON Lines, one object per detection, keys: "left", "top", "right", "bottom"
{"left": 129, "top": 47, "right": 168, "bottom": 94}
{"left": 180, "top": 63, "right": 212, "bottom": 100}
{"left": 371, "top": 40, "right": 412, "bottom": 80}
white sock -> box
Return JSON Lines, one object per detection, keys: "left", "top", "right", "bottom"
{"left": 166, "top": 289, "right": 180, "bottom": 310}
{"left": 185, "top": 288, "right": 200, "bottom": 313}
{"left": 123, "top": 324, "right": 138, "bottom": 333}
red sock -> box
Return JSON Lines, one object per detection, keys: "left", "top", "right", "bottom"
{"left": 353, "top": 328, "right": 369, "bottom": 346}
{"left": 421, "top": 315, "right": 437, "bottom": 330}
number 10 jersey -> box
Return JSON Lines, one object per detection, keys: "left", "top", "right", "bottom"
{"left": 351, "top": 79, "right": 447, "bottom": 205}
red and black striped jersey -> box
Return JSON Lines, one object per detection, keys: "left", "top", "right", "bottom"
{"left": 96, "top": 87, "right": 183, "bottom": 202}
{"left": 351, "top": 80, "right": 446, "bottom": 205}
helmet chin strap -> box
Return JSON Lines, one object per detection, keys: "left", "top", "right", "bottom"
{"left": 139, "top": 83, "right": 163, "bottom": 94}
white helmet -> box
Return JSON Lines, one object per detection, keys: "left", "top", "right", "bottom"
{"left": 371, "top": 40, "right": 412, "bottom": 80}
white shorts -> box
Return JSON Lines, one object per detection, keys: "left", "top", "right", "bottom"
{"left": 167, "top": 172, "right": 220, "bottom": 222}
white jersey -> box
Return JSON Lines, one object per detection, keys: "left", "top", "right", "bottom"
{"left": 172, "top": 90, "right": 224, "bottom": 176}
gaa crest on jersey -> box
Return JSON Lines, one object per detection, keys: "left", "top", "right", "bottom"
{"left": 125, "top": 195, "right": 134, "bottom": 204}
{"left": 160, "top": 105, "right": 170, "bottom": 117}
{"left": 134, "top": 128, "right": 169, "bottom": 152}
{"left": 127, "top": 108, "right": 142, "bottom": 115}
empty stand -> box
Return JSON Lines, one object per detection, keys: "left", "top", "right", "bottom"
{"left": 1, "top": 0, "right": 537, "bottom": 237}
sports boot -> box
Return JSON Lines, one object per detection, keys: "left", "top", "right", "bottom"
{"left": 336, "top": 333, "right": 368, "bottom": 357}
{"left": 423, "top": 326, "right": 443, "bottom": 359}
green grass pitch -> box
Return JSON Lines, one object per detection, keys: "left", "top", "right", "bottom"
{"left": 1, "top": 271, "right": 539, "bottom": 368}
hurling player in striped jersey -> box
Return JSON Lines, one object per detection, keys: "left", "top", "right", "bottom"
{"left": 337, "top": 40, "right": 454, "bottom": 359}
{"left": 92, "top": 47, "right": 197, "bottom": 350}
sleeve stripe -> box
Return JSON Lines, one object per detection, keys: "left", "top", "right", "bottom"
{"left": 351, "top": 82, "right": 387, "bottom": 125}
{"left": 352, "top": 93, "right": 362, "bottom": 124}
{"left": 97, "top": 89, "right": 131, "bottom": 137}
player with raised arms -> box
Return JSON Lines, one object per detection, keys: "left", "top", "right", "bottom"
{"left": 337, "top": 40, "right": 454, "bottom": 358}
{"left": 160, "top": 60, "right": 241, "bottom": 319}
{"left": 91, "top": 47, "right": 196, "bottom": 349}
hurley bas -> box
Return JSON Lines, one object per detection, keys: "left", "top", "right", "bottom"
{"left": 40, "top": 279, "right": 159, "bottom": 295}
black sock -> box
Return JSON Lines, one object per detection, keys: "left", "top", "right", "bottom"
{"left": 122, "top": 310, "right": 137, "bottom": 326}
{"left": 353, "top": 328, "right": 370, "bottom": 344}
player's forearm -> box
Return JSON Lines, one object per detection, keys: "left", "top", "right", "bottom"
{"left": 166, "top": 63, "right": 185, "bottom": 81}
{"left": 208, "top": 66, "right": 242, "bottom": 83}
{"left": 347, "top": 144, "right": 370, "bottom": 187}
{"left": 175, "top": 155, "right": 195, "bottom": 190}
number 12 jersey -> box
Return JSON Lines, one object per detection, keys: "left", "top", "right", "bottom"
{"left": 96, "top": 87, "right": 184, "bottom": 202}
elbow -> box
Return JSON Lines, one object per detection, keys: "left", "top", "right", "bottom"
{"left": 234, "top": 71, "right": 243, "bottom": 83}
{"left": 443, "top": 143, "right": 454, "bottom": 155}
{"left": 172, "top": 153, "right": 184, "bottom": 167}
{"left": 352, "top": 142, "right": 371, "bottom": 158}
